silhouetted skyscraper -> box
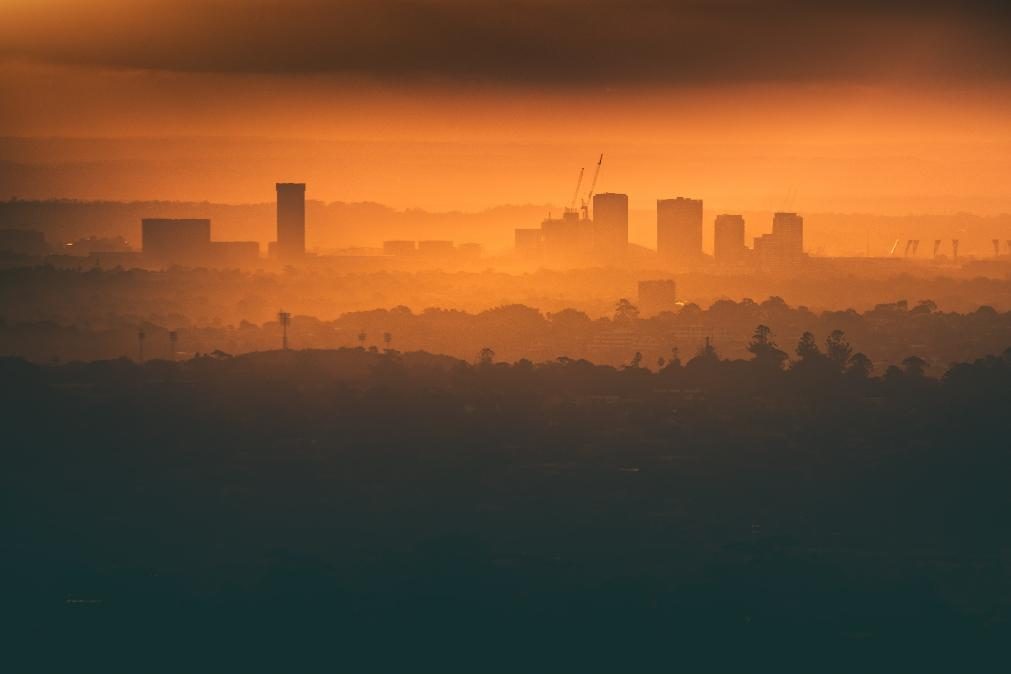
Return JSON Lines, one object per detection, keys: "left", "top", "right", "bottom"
{"left": 276, "top": 183, "right": 306, "bottom": 261}
{"left": 714, "top": 214, "right": 746, "bottom": 265}
{"left": 772, "top": 212, "right": 803, "bottom": 257}
{"left": 657, "top": 197, "right": 702, "bottom": 266}
{"left": 593, "top": 193, "right": 628, "bottom": 261}
{"left": 754, "top": 212, "right": 805, "bottom": 269}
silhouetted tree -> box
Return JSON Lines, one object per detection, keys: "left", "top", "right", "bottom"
{"left": 613, "top": 298, "right": 639, "bottom": 322}
{"left": 747, "top": 324, "right": 788, "bottom": 369}
{"left": 478, "top": 347, "right": 495, "bottom": 365}
{"left": 357, "top": 330, "right": 367, "bottom": 348}
{"left": 825, "top": 330, "right": 852, "bottom": 369}
{"left": 678, "top": 303, "right": 703, "bottom": 321}
{"left": 846, "top": 352, "right": 873, "bottom": 378}
{"left": 795, "top": 332, "right": 822, "bottom": 361}
{"left": 902, "top": 355, "right": 928, "bottom": 377}
{"left": 383, "top": 332, "right": 393, "bottom": 351}
{"left": 628, "top": 351, "right": 643, "bottom": 369}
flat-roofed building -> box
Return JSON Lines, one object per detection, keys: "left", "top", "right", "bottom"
{"left": 753, "top": 213, "right": 805, "bottom": 269}
{"left": 714, "top": 214, "right": 746, "bottom": 265}
{"left": 772, "top": 212, "right": 803, "bottom": 258}
{"left": 209, "top": 241, "right": 260, "bottom": 268}
{"left": 276, "top": 182, "right": 306, "bottom": 261}
{"left": 417, "top": 240, "right": 455, "bottom": 259}
{"left": 383, "top": 240, "right": 417, "bottom": 256}
{"left": 593, "top": 193, "right": 629, "bottom": 262}
{"left": 657, "top": 197, "right": 703, "bottom": 267}
{"left": 542, "top": 210, "right": 592, "bottom": 267}
{"left": 142, "top": 218, "right": 211, "bottom": 266}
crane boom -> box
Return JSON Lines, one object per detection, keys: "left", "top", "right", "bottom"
{"left": 581, "top": 153, "right": 603, "bottom": 219}
{"left": 569, "top": 167, "right": 584, "bottom": 211}
{"left": 587, "top": 153, "right": 603, "bottom": 202}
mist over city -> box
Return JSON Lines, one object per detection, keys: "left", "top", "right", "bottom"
{"left": 3, "top": 2, "right": 1011, "bottom": 672}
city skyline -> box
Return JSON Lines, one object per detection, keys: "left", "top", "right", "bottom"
{"left": 3, "top": 4, "right": 1011, "bottom": 671}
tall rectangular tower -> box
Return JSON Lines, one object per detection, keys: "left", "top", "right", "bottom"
{"left": 714, "top": 214, "right": 746, "bottom": 265}
{"left": 772, "top": 212, "right": 803, "bottom": 258}
{"left": 592, "top": 192, "right": 629, "bottom": 262}
{"left": 276, "top": 183, "right": 306, "bottom": 260}
{"left": 657, "top": 197, "right": 703, "bottom": 266}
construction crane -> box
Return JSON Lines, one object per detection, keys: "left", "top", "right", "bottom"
{"left": 581, "top": 153, "right": 604, "bottom": 220}
{"left": 567, "top": 167, "right": 584, "bottom": 212}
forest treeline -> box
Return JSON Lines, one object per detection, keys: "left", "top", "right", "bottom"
{"left": 4, "top": 342, "right": 1011, "bottom": 671}
{"left": 2, "top": 280, "right": 1009, "bottom": 372}
{"left": 1, "top": 264, "right": 1010, "bottom": 332}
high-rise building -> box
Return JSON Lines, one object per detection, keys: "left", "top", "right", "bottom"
{"left": 714, "top": 214, "right": 746, "bottom": 265}
{"left": 772, "top": 212, "right": 803, "bottom": 258}
{"left": 657, "top": 197, "right": 703, "bottom": 266}
{"left": 142, "top": 218, "right": 211, "bottom": 266}
{"left": 753, "top": 212, "right": 805, "bottom": 269}
{"left": 275, "top": 183, "right": 306, "bottom": 261}
{"left": 592, "top": 193, "right": 629, "bottom": 262}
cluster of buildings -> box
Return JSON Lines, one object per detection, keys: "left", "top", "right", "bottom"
{"left": 138, "top": 183, "right": 483, "bottom": 269}
{"left": 141, "top": 183, "right": 306, "bottom": 268}
{"left": 515, "top": 193, "right": 632, "bottom": 267}
{"left": 515, "top": 193, "right": 806, "bottom": 270}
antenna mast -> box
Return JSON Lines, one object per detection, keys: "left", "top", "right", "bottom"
{"left": 278, "top": 310, "right": 291, "bottom": 350}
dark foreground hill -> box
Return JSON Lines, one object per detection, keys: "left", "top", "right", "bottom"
{"left": 3, "top": 347, "right": 1011, "bottom": 672}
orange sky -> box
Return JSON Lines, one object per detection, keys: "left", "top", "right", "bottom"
{"left": 1, "top": 1, "right": 1010, "bottom": 216}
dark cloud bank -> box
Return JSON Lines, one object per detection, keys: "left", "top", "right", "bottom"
{"left": 2, "top": 0, "right": 1010, "bottom": 85}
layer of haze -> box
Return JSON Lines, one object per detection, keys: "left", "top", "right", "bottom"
{"left": 2, "top": 1, "right": 1010, "bottom": 221}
